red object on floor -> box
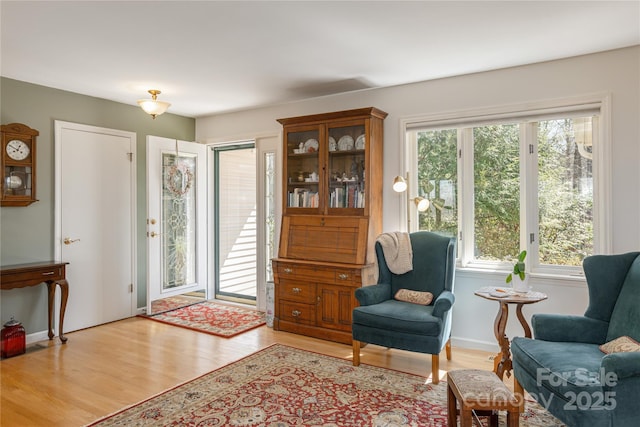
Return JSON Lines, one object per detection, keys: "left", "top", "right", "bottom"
{"left": 1, "top": 317, "right": 26, "bottom": 358}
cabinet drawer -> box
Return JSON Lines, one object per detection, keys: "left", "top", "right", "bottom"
{"left": 333, "top": 269, "right": 359, "bottom": 286}
{"left": 279, "top": 301, "right": 316, "bottom": 325}
{"left": 279, "top": 264, "right": 335, "bottom": 282}
{"left": 277, "top": 263, "right": 359, "bottom": 286}
{"left": 277, "top": 280, "right": 315, "bottom": 303}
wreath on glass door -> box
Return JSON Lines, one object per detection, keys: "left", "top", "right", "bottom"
{"left": 166, "top": 162, "right": 193, "bottom": 197}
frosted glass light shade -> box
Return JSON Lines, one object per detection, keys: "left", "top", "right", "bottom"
{"left": 392, "top": 175, "right": 407, "bottom": 192}
{"left": 137, "top": 99, "right": 171, "bottom": 117}
{"left": 414, "top": 197, "right": 430, "bottom": 212}
{"left": 137, "top": 89, "right": 171, "bottom": 119}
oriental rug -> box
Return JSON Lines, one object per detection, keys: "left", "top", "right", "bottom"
{"left": 88, "top": 344, "right": 564, "bottom": 427}
{"left": 145, "top": 300, "right": 266, "bottom": 338}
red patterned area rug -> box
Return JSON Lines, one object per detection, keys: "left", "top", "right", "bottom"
{"left": 88, "top": 344, "right": 564, "bottom": 427}
{"left": 144, "top": 300, "right": 266, "bottom": 338}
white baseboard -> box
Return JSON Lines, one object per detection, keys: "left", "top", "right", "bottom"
{"left": 26, "top": 330, "right": 50, "bottom": 345}
{"left": 451, "top": 336, "right": 499, "bottom": 353}
{"left": 136, "top": 307, "right": 147, "bottom": 315}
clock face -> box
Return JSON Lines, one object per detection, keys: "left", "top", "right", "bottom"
{"left": 6, "top": 139, "right": 30, "bottom": 161}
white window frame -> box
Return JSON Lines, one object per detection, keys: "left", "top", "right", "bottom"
{"left": 400, "top": 94, "right": 611, "bottom": 279}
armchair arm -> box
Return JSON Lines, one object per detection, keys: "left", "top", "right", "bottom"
{"left": 602, "top": 352, "right": 640, "bottom": 381}
{"left": 432, "top": 290, "right": 455, "bottom": 318}
{"left": 532, "top": 314, "right": 609, "bottom": 344}
{"left": 355, "top": 283, "right": 391, "bottom": 306}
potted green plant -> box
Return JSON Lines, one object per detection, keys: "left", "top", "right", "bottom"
{"left": 506, "top": 250, "right": 529, "bottom": 293}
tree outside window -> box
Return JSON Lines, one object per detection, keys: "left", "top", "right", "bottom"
{"left": 412, "top": 115, "right": 594, "bottom": 269}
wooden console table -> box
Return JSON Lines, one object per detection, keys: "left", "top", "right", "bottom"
{"left": 474, "top": 287, "right": 547, "bottom": 380}
{"left": 1, "top": 261, "right": 69, "bottom": 343}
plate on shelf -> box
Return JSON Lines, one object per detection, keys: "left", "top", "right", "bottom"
{"left": 355, "top": 134, "right": 365, "bottom": 150}
{"left": 337, "top": 135, "right": 354, "bottom": 151}
{"left": 328, "top": 136, "right": 337, "bottom": 152}
{"left": 303, "top": 139, "right": 319, "bottom": 152}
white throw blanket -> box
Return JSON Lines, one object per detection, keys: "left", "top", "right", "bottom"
{"left": 376, "top": 232, "right": 413, "bottom": 274}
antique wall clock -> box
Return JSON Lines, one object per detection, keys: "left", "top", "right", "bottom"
{"left": 1, "top": 123, "right": 39, "bottom": 206}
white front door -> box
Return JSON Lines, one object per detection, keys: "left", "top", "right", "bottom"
{"left": 54, "top": 121, "right": 136, "bottom": 333}
{"left": 146, "top": 136, "right": 207, "bottom": 311}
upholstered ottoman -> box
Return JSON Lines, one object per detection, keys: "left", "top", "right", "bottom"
{"left": 447, "top": 369, "right": 520, "bottom": 427}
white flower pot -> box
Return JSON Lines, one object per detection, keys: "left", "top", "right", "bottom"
{"left": 512, "top": 276, "right": 530, "bottom": 293}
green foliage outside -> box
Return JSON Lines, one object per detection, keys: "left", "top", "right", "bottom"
{"left": 416, "top": 118, "right": 593, "bottom": 267}
{"left": 416, "top": 129, "right": 458, "bottom": 237}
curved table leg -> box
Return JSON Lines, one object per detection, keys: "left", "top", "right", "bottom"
{"left": 47, "top": 282, "right": 55, "bottom": 340}
{"left": 515, "top": 303, "right": 532, "bottom": 338}
{"left": 493, "top": 302, "right": 512, "bottom": 379}
{"left": 46, "top": 279, "right": 69, "bottom": 343}
{"left": 57, "top": 279, "right": 69, "bottom": 343}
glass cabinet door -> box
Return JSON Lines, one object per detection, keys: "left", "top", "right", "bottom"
{"left": 327, "top": 122, "right": 366, "bottom": 212}
{"left": 285, "top": 126, "right": 320, "bottom": 210}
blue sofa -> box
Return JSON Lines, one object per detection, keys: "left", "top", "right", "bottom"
{"left": 512, "top": 252, "right": 640, "bottom": 427}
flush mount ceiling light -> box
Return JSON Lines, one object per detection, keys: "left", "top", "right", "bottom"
{"left": 137, "top": 89, "right": 171, "bottom": 119}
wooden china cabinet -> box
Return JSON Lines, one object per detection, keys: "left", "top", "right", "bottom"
{"left": 272, "top": 107, "right": 387, "bottom": 344}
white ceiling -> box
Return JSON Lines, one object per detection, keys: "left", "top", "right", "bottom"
{"left": 2, "top": 1, "right": 639, "bottom": 118}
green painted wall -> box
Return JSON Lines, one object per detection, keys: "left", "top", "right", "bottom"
{"left": 0, "top": 77, "right": 195, "bottom": 334}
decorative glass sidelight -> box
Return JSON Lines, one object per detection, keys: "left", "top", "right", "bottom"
{"left": 264, "top": 151, "right": 276, "bottom": 283}
{"left": 162, "top": 153, "right": 196, "bottom": 290}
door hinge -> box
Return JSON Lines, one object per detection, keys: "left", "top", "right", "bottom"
{"left": 530, "top": 233, "right": 535, "bottom": 244}
{"left": 129, "top": 283, "right": 134, "bottom": 293}
{"left": 127, "top": 152, "right": 134, "bottom": 162}
{"left": 459, "top": 231, "right": 463, "bottom": 241}
{"left": 529, "top": 144, "right": 534, "bottom": 154}
{"left": 458, "top": 148, "right": 462, "bottom": 158}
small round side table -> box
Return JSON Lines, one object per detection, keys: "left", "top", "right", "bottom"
{"left": 474, "top": 287, "right": 547, "bottom": 380}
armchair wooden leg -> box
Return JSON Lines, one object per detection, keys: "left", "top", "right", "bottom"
{"left": 446, "top": 338, "right": 452, "bottom": 361}
{"left": 352, "top": 340, "right": 360, "bottom": 366}
{"left": 432, "top": 354, "right": 440, "bottom": 384}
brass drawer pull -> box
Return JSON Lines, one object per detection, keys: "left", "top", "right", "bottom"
{"left": 292, "top": 310, "right": 302, "bottom": 317}
{"left": 338, "top": 273, "right": 349, "bottom": 280}
{"left": 292, "top": 287, "right": 302, "bottom": 293}
{"left": 283, "top": 267, "right": 293, "bottom": 274}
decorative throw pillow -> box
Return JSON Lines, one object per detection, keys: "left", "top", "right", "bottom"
{"left": 599, "top": 335, "right": 640, "bottom": 354}
{"left": 394, "top": 289, "right": 434, "bottom": 305}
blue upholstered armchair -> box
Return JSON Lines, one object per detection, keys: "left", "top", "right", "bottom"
{"left": 512, "top": 252, "right": 640, "bottom": 427}
{"left": 352, "top": 231, "right": 456, "bottom": 384}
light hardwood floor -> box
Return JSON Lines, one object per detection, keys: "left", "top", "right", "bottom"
{"left": 1, "top": 316, "right": 496, "bottom": 426}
